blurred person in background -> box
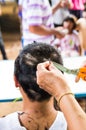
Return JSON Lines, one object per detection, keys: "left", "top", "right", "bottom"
{"left": 55, "top": 15, "right": 81, "bottom": 58}
{"left": 18, "top": 0, "right": 23, "bottom": 21}
{"left": 51, "top": 0, "right": 73, "bottom": 27}
{"left": 18, "top": 0, "right": 23, "bottom": 39}
{"left": 0, "top": 3, "right": 7, "bottom": 60}
{"left": 69, "top": 0, "right": 85, "bottom": 19}
{"left": 76, "top": 6, "right": 86, "bottom": 55}
{"left": 21, "top": 0, "right": 67, "bottom": 47}
{"left": 48, "top": 0, "right": 52, "bottom": 5}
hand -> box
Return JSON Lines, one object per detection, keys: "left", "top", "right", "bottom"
{"left": 36, "top": 61, "right": 70, "bottom": 99}
{"left": 55, "top": 33, "right": 64, "bottom": 39}
{"left": 60, "top": 0, "right": 72, "bottom": 8}
{"left": 60, "top": 0, "right": 67, "bottom": 7}
{"left": 55, "top": 30, "right": 65, "bottom": 39}
{"left": 55, "top": 27, "right": 68, "bottom": 39}
{"left": 75, "top": 60, "right": 86, "bottom": 82}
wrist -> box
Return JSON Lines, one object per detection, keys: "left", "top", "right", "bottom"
{"left": 52, "top": 29, "right": 62, "bottom": 38}
{"left": 54, "top": 81, "right": 71, "bottom": 100}
{"left": 56, "top": 92, "right": 74, "bottom": 107}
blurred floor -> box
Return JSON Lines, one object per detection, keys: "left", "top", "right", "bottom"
{"left": 0, "top": 2, "right": 22, "bottom": 60}
{"left": 0, "top": 32, "right": 22, "bottom": 60}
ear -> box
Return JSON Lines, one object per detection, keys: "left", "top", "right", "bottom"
{"left": 14, "top": 75, "right": 20, "bottom": 88}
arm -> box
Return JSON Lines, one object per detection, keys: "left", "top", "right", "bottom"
{"left": 75, "top": 19, "right": 81, "bottom": 31}
{"left": 29, "top": 25, "right": 65, "bottom": 39}
{"left": 52, "top": 0, "right": 73, "bottom": 14}
{"left": 52, "top": 1, "right": 62, "bottom": 14}
{"left": 76, "top": 24, "right": 80, "bottom": 31}
{"left": 27, "top": 1, "right": 64, "bottom": 39}
{"left": 37, "top": 61, "right": 86, "bottom": 130}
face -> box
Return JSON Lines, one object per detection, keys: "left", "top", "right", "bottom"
{"left": 63, "top": 21, "right": 74, "bottom": 32}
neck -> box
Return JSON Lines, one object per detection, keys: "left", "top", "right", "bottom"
{"left": 19, "top": 97, "right": 57, "bottom": 130}
{"left": 19, "top": 87, "right": 57, "bottom": 129}
{"left": 22, "top": 97, "right": 55, "bottom": 117}
{"left": 20, "top": 86, "right": 56, "bottom": 116}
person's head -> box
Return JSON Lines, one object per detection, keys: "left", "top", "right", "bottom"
{"left": 63, "top": 15, "right": 77, "bottom": 32}
{"left": 14, "top": 43, "right": 63, "bottom": 102}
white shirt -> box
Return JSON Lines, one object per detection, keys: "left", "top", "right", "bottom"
{"left": 18, "top": 0, "right": 23, "bottom": 5}
{"left": 52, "top": 0, "right": 70, "bottom": 24}
{"left": 0, "top": 111, "right": 67, "bottom": 130}
{"left": 58, "top": 31, "right": 80, "bottom": 57}
{"left": 22, "top": 0, "right": 55, "bottom": 46}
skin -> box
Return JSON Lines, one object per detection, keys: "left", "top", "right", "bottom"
{"left": 76, "top": 11, "right": 86, "bottom": 54}
{"left": 14, "top": 76, "right": 58, "bottom": 130}
{"left": 29, "top": 0, "right": 73, "bottom": 39}
{"left": 29, "top": 25, "right": 65, "bottom": 39}
{"left": 36, "top": 61, "right": 86, "bottom": 130}
{"left": 52, "top": 0, "right": 73, "bottom": 14}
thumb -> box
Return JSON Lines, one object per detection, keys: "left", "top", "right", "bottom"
{"left": 49, "top": 63, "right": 61, "bottom": 73}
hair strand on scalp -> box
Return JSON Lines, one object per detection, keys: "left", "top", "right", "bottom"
{"left": 14, "top": 43, "right": 63, "bottom": 102}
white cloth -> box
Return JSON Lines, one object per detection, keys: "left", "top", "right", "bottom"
{"left": 52, "top": 0, "right": 70, "bottom": 25}
{"left": 49, "top": 111, "right": 67, "bottom": 130}
{"left": 22, "top": 0, "right": 55, "bottom": 46}
{"left": 18, "top": 0, "right": 23, "bottom": 5}
{"left": 0, "top": 111, "right": 67, "bottom": 130}
{"left": 58, "top": 31, "right": 80, "bottom": 57}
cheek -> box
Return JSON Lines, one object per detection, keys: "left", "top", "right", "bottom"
{"left": 70, "top": 24, "right": 74, "bottom": 30}
{"left": 63, "top": 22, "right": 69, "bottom": 28}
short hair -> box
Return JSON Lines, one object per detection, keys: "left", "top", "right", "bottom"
{"left": 63, "top": 15, "right": 77, "bottom": 29}
{"left": 14, "top": 43, "right": 63, "bottom": 102}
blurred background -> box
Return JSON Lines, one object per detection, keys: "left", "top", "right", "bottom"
{"left": 0, "top": 0, "right": 21, "bottom": 60}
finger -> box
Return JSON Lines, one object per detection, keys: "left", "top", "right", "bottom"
{"left": 75, "top": 76, "right": 80, "bottom": 82}
{"left": 49, "top": 64, "right": 59, "bottom": 72}
{"left": 37, "top": 61, "right": 50, "bottom": 71}
{"left": 36, "top": 62, "right": 50, "bottom": 84}
{"left": 49, "top": 63, "right": 63, "bottom": 74}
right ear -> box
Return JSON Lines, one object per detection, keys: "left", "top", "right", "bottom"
{"left": 14, "top": 75, "right": 20, "bottom": 88}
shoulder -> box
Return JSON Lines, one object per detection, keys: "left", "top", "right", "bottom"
{"left": 77, "top": 18, "right": 85, "bottom": 24}
{"left": 0, "top": 112, "right": 23, "bottom": 130}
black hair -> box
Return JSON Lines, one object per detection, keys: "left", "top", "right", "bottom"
{"left": 63, "top": 16, "right": 76, "bottom": 29}
{"left": 14, "top": 43, "right": 63, "bottom": 102}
